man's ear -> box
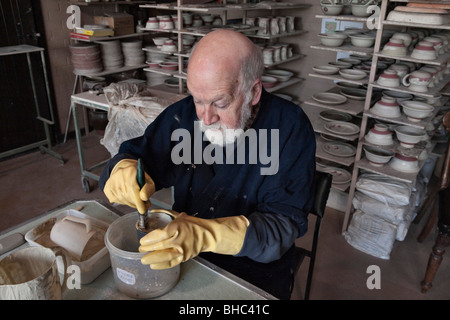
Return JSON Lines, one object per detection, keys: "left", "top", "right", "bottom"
{"left": 251, "top": 79, "right": 263, "bottom": 105}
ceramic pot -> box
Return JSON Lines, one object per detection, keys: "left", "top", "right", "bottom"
{"left": 402, "top": 71, "right": 432, "bottom": 93}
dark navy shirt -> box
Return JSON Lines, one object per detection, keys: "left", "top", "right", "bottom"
{"left": 100, "top": 89, "right": 316, "bottom": 264}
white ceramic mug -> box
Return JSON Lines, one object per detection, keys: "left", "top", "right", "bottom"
{"left": 0, "top": 247, "right": 69, "bottom": 300}
{"left": 402, "top": 71, "right": 432, "bottom": 93}
{"left": 263, "top": 48, "right": 274, "bottom": 65}
{"left": 388, "top": 63, "right": 409, "bottom": 78}
{"left": 257, "top": 17, "right": 270, "bottom": 36}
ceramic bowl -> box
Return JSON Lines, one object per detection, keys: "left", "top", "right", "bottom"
{"left": 349, "top": 53, "right": 371, "bottom": 61}
{"left": 147, "top": 60, "right": 163, "bottom": 68}
{"left": 313, "top": 65, "right": 340, "bottom": 75}
{"left": 340, "top": 88, "right": 367, "bottom": 100}
{"left": 152, "top": 37, "right": 169, "bottom": 46}
{"left": 159, "top": 62, "right": 178, "bottom": 71}
{"left": 338, "top": 58, "right": 362, "bottom": 65}
{"left": 339, "top": 69, "right": 367, "bottom": 80}
{"left": 182, "top": 35, "right": 196, "bottom": 46}
{"left": 201, "top": 14, "right": 214, "bottom": 23}
{"left": 381, "top": 38, "right": 408, "bottom": 57}
{"left": 261, "top": 75, "right": 278, "bottom": 88}
{"left": 161, "top": 40, "right": 177, "bottom": 53}
{"left": 382, "top": 90, "right": 413, "bottom": 104}
{"left": 328, "top": 61, "right": 352, "bottom": 70}
{"left": 320, "top": 4, "right": 343, "bottom": 16}
{"left": 377, "top": 70, "right": 400, "bottom": 87}
{"left": 370, "top": 96, "right": 401, "bottom": 118}
{"left": 349, "top": 33, "right": 376, "bottom": 48}
{"left": 411, "top": 42, "right": 437, "bottom": 60}
{"left": 318, "top": 33, "right": 347, "bottom": 47}
{"left": 264, "top": 69, "right": 294, "bottom": 82}
{"left": 400, "top": 100, "right": 434, "bottom": 122}
{"left": 365, "top": 124, "right": 393, "bottom": 146}
{"left": 351, "top": 4, "right": 377, "bottom": 17}
{"left": 389, "top": 153, "right": 419, "bottom": 173}
{"left": 394, "top": 126, "right": 426, "bottom": 148}
{"left": 363, "top": 145, "right": 394, "bottom": 167}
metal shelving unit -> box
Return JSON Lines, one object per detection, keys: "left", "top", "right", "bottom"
{"left": 0, "top": 45, "right": 64, "bottom": 163}
{"left": 139, "top": 1, "right": 311, "bottom": 95}
{"left": 342, "top": 0, "right": 450, "bottom": 232}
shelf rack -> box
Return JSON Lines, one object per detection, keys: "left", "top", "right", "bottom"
{"left": 341, "top": 0, "right": 450, "bottom": 232}
{"left": 139, "top": 1, "right": 311, "bottom": 95}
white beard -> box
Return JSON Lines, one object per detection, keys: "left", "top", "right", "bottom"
{"left": 200, "top": 101, "right": 252, "bottom": 147}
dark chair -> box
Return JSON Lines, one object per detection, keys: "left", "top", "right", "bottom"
{"left": 420, "top": 111, "right": 450, "bottom": 293}
{"left": 293, "top": 170, "right": 332, "bottom": 300}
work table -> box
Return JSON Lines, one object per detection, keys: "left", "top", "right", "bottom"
{"left": 0, "top": 200, "right": 275, "bottom": 300}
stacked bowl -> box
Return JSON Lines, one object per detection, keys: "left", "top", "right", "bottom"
{"left": 98, "top": 40, "right": 123, "bottom": 71}
{"left": 70, "top": 43, "right": 103, "bottom": 75}
{"left": 121, "top": 39, "right": 145, "bottom": 67}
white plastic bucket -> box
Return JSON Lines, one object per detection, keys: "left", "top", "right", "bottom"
{"left": 105, "top": 211, "right": 180, "bottom": 299}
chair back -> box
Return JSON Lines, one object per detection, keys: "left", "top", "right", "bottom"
{"left": 293, "top": 170, "right": 332, "bottom": 300}
{"left": 441, "top": 111, "right": 450, "bottom": 190}
{"left": 311, "top": 171, "right": 333, "bottom": 218}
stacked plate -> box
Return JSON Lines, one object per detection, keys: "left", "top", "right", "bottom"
{"left": 70, "top": 43, "right": 103, "bottom": 75}
{"left": 98, "top": 40, "right": 123, "bottom": 71}
{"left": 121, "top": 39, "right": 145, "bottom": 67}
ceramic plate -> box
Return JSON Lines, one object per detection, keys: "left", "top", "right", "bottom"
{"left": 319, "top": 110, "right": 352, "bottom": 122}
{"left": 317, "top": 166, "right": 352, "bottom": 184}
{"left": 164, "top": 78, "right": 186, "bottom": 88}
{"left": 322, "top": 141, "right": 356, "bottom": 157}
{"left": 312, "top": 92, "right": 347, "bottom": 105}
{"left": 312, "top": 65, "right": 339, "bottom": 75}
{"left": 335, "top": 81, "right": 362, "bottom": 89}
{"left": 325, "top": 121, "right": 360, "bottom": 136}
{"left": 340, "top": 88, "right": 367, "bottom": 100}
{"left": 339, "top": 69, "right": 367, "bottom": 80}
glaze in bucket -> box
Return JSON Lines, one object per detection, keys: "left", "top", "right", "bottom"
{"left": 105, "top": 211, "right": 180, "bottom": 299}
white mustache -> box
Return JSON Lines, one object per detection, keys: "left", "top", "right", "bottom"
{"left": 199, "top": 120, "right": 224, "bottom": 132}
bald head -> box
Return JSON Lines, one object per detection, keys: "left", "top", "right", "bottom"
{"left": 187, "top": 29, "right": 263, "bottom": 95}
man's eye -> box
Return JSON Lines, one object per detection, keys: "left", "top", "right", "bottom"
{"left": 214, "top": 102, "right": 228, "bottom": 109}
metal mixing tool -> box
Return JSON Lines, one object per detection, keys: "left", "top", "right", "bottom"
{"left": 136, "top": 158, "right": 149, "bottom": 239}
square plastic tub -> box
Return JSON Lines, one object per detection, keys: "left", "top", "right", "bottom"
{"left": 25, "top": 209, "right": 111, "bottom": 284}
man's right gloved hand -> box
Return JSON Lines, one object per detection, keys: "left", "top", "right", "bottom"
{"left": 103, "top": 159, "right": 155, "bottom": 214}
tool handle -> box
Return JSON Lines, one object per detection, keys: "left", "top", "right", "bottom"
{"left": 137, "top": 158, "right": 145, "bottom": 190}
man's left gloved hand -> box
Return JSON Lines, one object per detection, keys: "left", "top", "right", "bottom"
{"left": 139, "top": 213, "right": 249, "bottom": 269}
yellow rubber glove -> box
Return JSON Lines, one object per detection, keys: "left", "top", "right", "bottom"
{"left": 139, "top": 213, "right": 249, "bottom": 269}
{"left": 103, "top": 159, "right": 155, "bottom": 214}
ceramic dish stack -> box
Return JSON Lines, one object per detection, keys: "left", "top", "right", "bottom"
{"left": 70, "top": 43, "right": 103, "bottom": 75}
{"left": 98, "top": 40, "right": 123, "bottom": 71}
{"left": 121, "top": 39, "right": 145, "bottom": 67}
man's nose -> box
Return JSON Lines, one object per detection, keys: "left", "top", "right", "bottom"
{"left": 202, "top": 105, "right": 219, "bottom": 125}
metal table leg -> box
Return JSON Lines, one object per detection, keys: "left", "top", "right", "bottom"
{"left": 27, "top": 51, "right": 64, "bottom": 163}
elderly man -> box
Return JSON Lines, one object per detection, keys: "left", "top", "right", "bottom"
{"left": 100, "top": 29, "right": 316, "bottom": 299}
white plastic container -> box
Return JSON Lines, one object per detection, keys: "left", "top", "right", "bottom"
{"left": 105, "top": 211, "right": 180, "bottom": 299}
{"left": 25, "top": 209, "right": 111, "bottom": 284}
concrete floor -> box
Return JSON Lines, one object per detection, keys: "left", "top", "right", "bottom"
{"left": 1, "top": 134, "right": 449, "bottom": 300}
